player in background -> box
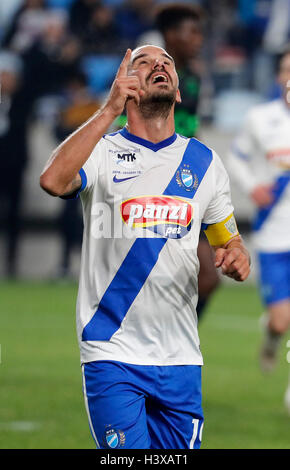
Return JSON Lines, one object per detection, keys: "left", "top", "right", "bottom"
{"left": 228, "top": 47, "right": 290, "bottom": 412}
{"left": 40, "top": 45, "right": 250, "bottom": 449}
{"left": 154, "top": 4, "right": 220, "bottom": 320}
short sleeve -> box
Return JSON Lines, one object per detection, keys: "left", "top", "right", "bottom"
{"left": 227, "top": 110, "right": 259, "bottom": 194}
{"left": 60, "top": 139, "right": 106, "bottom": 199}
{"left": 80, "top": 137, "right": 107, "bottom": 195}
{"left": 62, "top": 138, "right": 106, "bottom": 200}
{"left": 203, "top": 150, "right": 234, "bottom": 225}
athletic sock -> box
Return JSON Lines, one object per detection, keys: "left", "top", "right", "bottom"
{"left": 263, "top": 326, "right": 282, "bottom": 355}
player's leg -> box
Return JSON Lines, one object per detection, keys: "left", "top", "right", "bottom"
{"left": 82, "top": 360, "right": 151, "bottom": 449}
{"left": 260, "top": 300, "right": 290, "bottom": 371}
{"left": 146, "top": 365, "right": 204, "bottom": 449}
{"left": 197, "top": 234, "right": 220, "bottom": 320}
{"left": 268, "top": 300, "right": 290, "bottom": 334}
{"left": 258, "top": 252, "right": 290, "bottom": 372}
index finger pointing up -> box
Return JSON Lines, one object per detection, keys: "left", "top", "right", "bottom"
{"left": 116, "top": 49, "right": 132, "bottom": 78}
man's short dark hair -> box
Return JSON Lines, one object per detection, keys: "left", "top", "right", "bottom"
{"left": 155, "top": 3, "right": 202, "bottom": 34}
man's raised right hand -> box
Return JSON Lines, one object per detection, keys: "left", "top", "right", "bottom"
{"left": 104, "top": 49, "right": 144, "bottom": 118}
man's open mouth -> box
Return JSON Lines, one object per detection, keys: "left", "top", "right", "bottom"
{"left": 151, "top": 74, "right": 169, "bottom": 84}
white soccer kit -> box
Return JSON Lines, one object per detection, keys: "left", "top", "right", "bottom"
{"left": 75, "top": 127, "right": 236, "bottom": 366}
{"left": 228, "top": 99, "right": 290, "bottom": 252}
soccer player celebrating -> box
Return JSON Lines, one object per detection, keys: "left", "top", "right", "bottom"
{"left": 228, "top": 48, "right": 290, "bottom": 410}
{"left": 40, "top": 45, "right": 250, "bottom": 449}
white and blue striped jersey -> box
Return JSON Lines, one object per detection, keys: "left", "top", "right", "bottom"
{"left": 228, "top": 99, "right": 290, "bottom": 252}
{"left": 75, "top": 127, "right": 234, "bottom": 366}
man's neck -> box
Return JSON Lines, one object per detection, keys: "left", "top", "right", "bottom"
{"left": 126, "top": 106, "right": 176, "bottom": 143}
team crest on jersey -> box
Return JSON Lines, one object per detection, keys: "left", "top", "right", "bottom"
{"left": 176, "top": 164, "right": 198, "bottom": 191}
{"left": 102, "top": 426, "right": 125, "bottom": 449}
{"left": 120, "top": 195, "right": 193, "bottom": 239}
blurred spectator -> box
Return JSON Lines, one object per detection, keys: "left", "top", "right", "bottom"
{"left": 235, "top": 0, "right": 273, "bottom": 94}
{"left": 201, "top": 0, "right": 248, "bottom": 93}
{"left": 54, "top": 71, "right": 101, "bottom": 278}
{"left": 47, "top": 0, "right": 75, "bottom": 8}
{"left": 82, "top": 3, "right": 122, "bottom": 54}
{"left": 22, "top": 9, "right": 81, "bottom": 98}
{"left": 233, "top": 0, "right": 272, "bottom": 54}
{"left": 0, "top": 0, "right": 22, "bottom": 40}
{"left": 69, "top": 0, "right": 98, "bottom": 38}
{"left": 263, "top": 0, "right": 290, "bottom": 55}
{"left": 55, "top": 72, "right": 101, "bottom": 142}
{"left": 115, "top": 0, "right": 156, "bottom": 47}
{"left": 0, "top": 51, "right": 32, "bottom": 277}
{"left": 0, "top": 8, "right": 83, "bottom": 277}
{"left": 1, "top": 0, "right": 48, "bottom": 53}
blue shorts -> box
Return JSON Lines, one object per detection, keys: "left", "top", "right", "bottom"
{"left": 82, "top": 360, "right": 204, "bottom": 449}
{"left": 258, "top": 251, "right": 290, "bottom": 306}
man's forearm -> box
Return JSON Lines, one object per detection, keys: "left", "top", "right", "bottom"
{"left": 40, "top": 105, "right": 116, "bottom": 196}
{"left": 40, "top": 49, "right": 143, "bottom": 197}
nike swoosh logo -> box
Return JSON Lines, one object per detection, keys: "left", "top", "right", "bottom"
{"left": 113, "top": 175, "right": 139, "bottom": 183}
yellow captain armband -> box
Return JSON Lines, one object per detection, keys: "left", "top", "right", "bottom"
{"left": 203, "top": 213, "right": 239, "bottom": 246}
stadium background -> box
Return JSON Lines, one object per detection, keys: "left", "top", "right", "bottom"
{"left": 0, "top": 0, "right": 289, "bottom": 449}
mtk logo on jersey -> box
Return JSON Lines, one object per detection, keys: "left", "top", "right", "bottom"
{"left": 111, "top": 148, "right": 140, "bottom": 168}
{"left": 120, "top": 196, "right": 193, "bottom": 239}
{"left": 117, "top": 152, "right": 136, "bottom": 163}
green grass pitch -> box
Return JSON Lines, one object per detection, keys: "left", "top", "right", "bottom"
{"left": 0, "top": 281, "right": 289, "bottom": 449}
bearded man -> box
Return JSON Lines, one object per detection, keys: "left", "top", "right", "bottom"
{"left": 40, "top": 45, "right": 250, "bottom": 449}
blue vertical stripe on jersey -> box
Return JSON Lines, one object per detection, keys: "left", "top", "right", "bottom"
{"left": 164, "top": 138, "right": 213, "bottom": 198}
{"left": 253, "top": 172, "right": 290, "bottom": 231}
{"left": 82, "top": 137, "right": 213, "bottom": 341}
{"left": 82, "top": 238, "right": 167, "bottom": 342}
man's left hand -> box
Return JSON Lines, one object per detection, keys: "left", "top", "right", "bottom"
{"left": 215, "top": 245, "right": 250, "bottom": 282}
